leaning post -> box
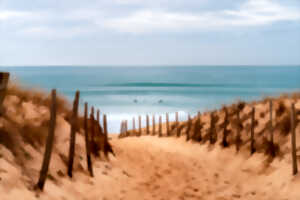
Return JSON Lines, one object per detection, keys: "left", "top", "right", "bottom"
{"left": 67, "top": 90, "right": 80, "bottom": 178}
{"left": 84, "top": 103, "right": 93, "bottom": 177}
{"left": 90, "top": 107, "right": 95, "bottom": 154}
{"left": 291, "top": 103, "right": 298, "bottom": 175}
{"left": 250, "top": 107, "right": 256, "bottom": 154}
{"left": 36, "top": 89, "right": 57, "bottom": 190}
{"left": 269, "top": 100, "right": 275, "bottom": 157}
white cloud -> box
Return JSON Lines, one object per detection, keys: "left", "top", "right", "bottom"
{"left": 1, "top": 0, "right": 300, "bottom": 36}
{"left": 0, "top": 10, "right": 31, "bottom": 20}
{"left": 103, "top": 0, "right": 300, "bottom": 33}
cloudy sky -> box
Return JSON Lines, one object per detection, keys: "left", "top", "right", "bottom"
{"left": 0, "top": 0, "right": 300, "bottom": 66}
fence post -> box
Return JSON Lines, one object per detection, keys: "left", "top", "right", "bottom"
{"left": 222, "top": 108, "right": 229, "bottom": 147}
{"left": 138, "top": 115, "right": 142, "bottom": 136}
{"left": 103, "top": 114, "right": 108, "bottom": 140}
{"left": 97, "top": 109, "right": 100, "bottom": 123}
{"left": 36, "top": 89, "right": 57, "bottom": 190}
{"left": 186, "top": 114, "right": 191, "bottom": 141}
{"left": 269, "top": 100, "right": 275, "bottom": 157}
{"left": 176, "top": 112, "right": 180, "bottom": 137}
{"left": 166, "top": 113, "right": 170, "bottom": 136}
{"left": 291, "top": 103, "right": 298, "bottom": 175}
{"left": 0, "top": 72, "right": 9, "bottom": 115}
{"left": 125, "top": 120, "right": 128, "bottom": 137}
{"left": 159, "top": 116, "right": 162, "bottom": 137}
{"left": 146, "top": 115, "right": 150, "bottom": 135}
{"left": 192, "top": 112, "right": 201, "bottom": 141}
{"left": 209, "top": 112, "right": 216, "bottom": 144}
{"left": 152, "top": 115, "right": 156, "bottom": 135}
{"left": 119, "top": 121, "right": 124, "bottom": 138}
{"left": 67, "top": 90, "right": 80, "bottom": 178}
{"left": 84, "top": 103, "right": 93, "bottom": 177}
{"left": 250, "top": 107, "right": 256, "bottom": 154}
{"left": 236, "top": 108, "right": 241, "bottom": 152}
{"left": 132, "top": 117, "right": 136, "bottom": 136}
{"left": 90, "top": 107, "right": 96, "bottom": 155}
{"left": 197, "top": 111, "right": 202, "bottom": 141}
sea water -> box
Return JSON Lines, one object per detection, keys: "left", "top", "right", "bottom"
{"left": 2, "top": 66, "right": 300, "bottom": 133}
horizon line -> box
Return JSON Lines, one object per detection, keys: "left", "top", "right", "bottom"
{"left": 1, "top": 64, "right": 300, "bottom": 68}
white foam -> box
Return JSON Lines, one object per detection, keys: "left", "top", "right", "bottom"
{"left": 100, "top": 110, "right": 191, "bottom": 134}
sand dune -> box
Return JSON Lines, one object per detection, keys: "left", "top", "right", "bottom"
{"left": 0, "top": 85, "right": 299, "bottom": 200}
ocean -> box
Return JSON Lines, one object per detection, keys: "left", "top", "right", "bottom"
{"left": 1, "top": 66, "right": 300, "bottom": 133}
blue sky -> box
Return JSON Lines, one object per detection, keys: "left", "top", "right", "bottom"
{"left": 0, "top": 0, "right": 299, "bottom": 66}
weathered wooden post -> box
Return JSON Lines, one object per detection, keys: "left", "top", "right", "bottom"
{"left": 132, "top": 117, "right": 136, "bottom": 136}
{"left": 84, "top": 103, "right": 93, "bottom": 177}
{"left": 36, "top": 89, "right": 57, "bottom": 190}
{"left": 67, "top": 90, "right": 80, "bottom": 178}
{"left": 192, "top": 111, "right": 202, "bottom": 141}
{"left": 194, "top": 111, "right": 202, "bottom": 142}
{"left": 146, "top": 115, "right": 150, "bottom": 135}
{"left": 103, "top": 114, "right": 108, "bottom": 139}
{"left": 0, "top": 72, "right": 9, "bottom": 115}
{"left": 291, "top": 103, "right": 298, "bottom": 175}
{"left": 138, "top": 115, "right": 142, "bottom": 136}
{"left": 119, "top": 121, "right": 124, "bottom": 138}
{"left": 222, "top": 107, "right": 229, "bottom": 147}
{"left": 159, "top": 116, "right": 162, "bottom": 137}
{"left": 96, "top": 109, "right": 99, "bottom": 123}
{"left": 166, "top": 113, "right": 170, "bottom": 136}
{"left": 176, "top": 112, "right": 180, "bottom": 137}
{"left": 236, "top": 108, "right": 241, "bottom": 152}
{"left": 125, "top": 120, "right": 128, "bottom": 137}
{"left": 250, "top": 107, "right": 256, "bottom": 154}
{"left": 269, "top": 100, "right": 275, "bottom": 157}
{"left": 192, "top": 112, "right": 198, "bottom": 141}
{"left": 209, "top": 112, "right": 217, "bottom": 144}
{"left": 186, "top": 114, "right": 191, "bottom": 141}
{"left": 152, "top": 115, "right": 156, "bottom": 135}
{"left": 90, "top": 107, "right": 97, "bottom": 155}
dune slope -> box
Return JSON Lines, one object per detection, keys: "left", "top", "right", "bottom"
{"left": 0, "top": 85, "right": 299, "bottom": 200}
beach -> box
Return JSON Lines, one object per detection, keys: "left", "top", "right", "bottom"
{"left": 0, "top": 83, "right": 299, "bottom": 199}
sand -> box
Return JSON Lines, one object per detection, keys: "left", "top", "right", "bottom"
{"left": 1, "top": 134, "right": 300, "bottom": 200}
{"left": 0, "top": 86, "right": 299, "bottom": 200}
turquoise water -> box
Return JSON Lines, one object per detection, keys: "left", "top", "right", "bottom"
{"left": 1, "top": 66, "right": 300, "bottom": 133}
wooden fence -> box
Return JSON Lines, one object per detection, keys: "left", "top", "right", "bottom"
{"left": 0, "top": 76, "right": 111, "bottom": 191}
{"left": 0, "top": 72, "right": 9, "bottom": 115}
{"left": 33, "top": 89, "right": 112, "bottom": 190}
{"left": 119, "top": 100, "right": 299, "bottom": 176}
{"left": 34, "top": 88, "right": 114, "bottom": 190}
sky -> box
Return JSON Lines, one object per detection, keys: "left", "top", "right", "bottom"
{"left": 0, "top": 0, "right": 300, "bottom": 66}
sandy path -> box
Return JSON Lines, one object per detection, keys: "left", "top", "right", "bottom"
{"left": 1, "top": 134, "right": 299, "bottom": 200}
{"left": 108, "top": 136, "right": 300, "bottom": 200}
